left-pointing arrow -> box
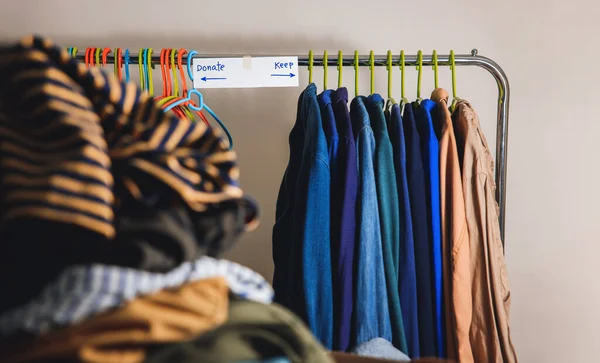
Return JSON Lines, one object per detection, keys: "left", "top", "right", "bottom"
{"left": 270, "top": 73, "right": 295, "bottom": 78}
{"left": 201, "top": 77, "right": 227, "bottom": 81}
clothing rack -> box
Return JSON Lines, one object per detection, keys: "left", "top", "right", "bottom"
{"left": 73, "top": 49, "right": 510, "bottom": 244}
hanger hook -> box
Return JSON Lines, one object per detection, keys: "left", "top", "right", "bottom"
{"left": 95, "top": 48, "right": 101, "bottom": 68}
{"left": 337, "top": 50, "right": 343, "bottom": 89}
{"left": 308, "top": 50, "right": 314, "bottom": 85}
{"left": 450, "top": 50, "right": 458, "bottom": 111}
{"left": 323, "top": 50, "right": 328, "bottom": 90}
{"left": 147, "top": 48, "right": 154, "bottom": 96}
{"left": 416, "top": 50, "right": 423, "bottom": 100}
{"left": 399, "top": 50, "right": 407, "bottom": 105}
{"left": 369, "top": 50, "right": 375, "bottom": 95}
{"left": 354, "top": 50, "right": 359, "bottom": 97}
{"left": 186, "top": 50, "right": 198, "bottom": 81}
{"left": 102, "top": 48, "right": 111, "bottom": 67}
{"left": 71, "top": 47, "right": 78, "bottom": 58}
{"left": 113, "top": 48, "right": 119, "bottom": 80}
{"left": 177, "top": 48, "right": 189, "bottom": 97}
{"left": 170, "top": 48, "right": 178, "bottom": 97}
{"left": 432, "top": 50, "right": 439, "bottom": 89}
{"left": 386, "top": 50, "right": 393, "bottom": 100}
{"left": 138, "top": 49, "right": 145, "bottom": 91}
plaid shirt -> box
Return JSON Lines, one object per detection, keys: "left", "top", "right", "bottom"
{"left": 0, "top": 257, "right": 273, "bottom": 336}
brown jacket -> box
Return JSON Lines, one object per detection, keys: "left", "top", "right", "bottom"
{"left": 0, "top": 277, "right": 229, "bottom": 363}
{"left": 453, "top": 99, "right": 517, "bottom": 363}
{"left": 431, "top": 89, "right": 473, "bottom": 363}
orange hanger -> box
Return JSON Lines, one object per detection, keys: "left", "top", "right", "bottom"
{"left": 177, "top": 48, "right": 189, "bottom": 96}
{"left": 117, "top": 48, "right": 123, "bottom": 81}
{"left": 102, "top": 48, "right": 111, "bottom": 67}
{"left": 85, "top": 47, "right": 93, "bottom": 68}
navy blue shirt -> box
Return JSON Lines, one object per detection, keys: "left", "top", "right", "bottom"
{"left": 388, "top": 103, "right": 420, "bottom": 358}
{"left": 273, "top": 84, "right": 333, "bottom": 348}
{"left": 331, "top": 87, "right": 357, "bottom": 352}
{"left": 403, "top": 103, "right": 436, "bottom": 357}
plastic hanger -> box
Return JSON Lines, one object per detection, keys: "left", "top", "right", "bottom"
{"left": 354, "top": 50, "right": 359, "bottom": 97}
{"left": 323, "top": 50, "right": 328, "bottom": 90}
{"left": 138, "top": 48, "right": 145, "bottom": 91}
{"left": 449, "top": 50, "right": 459, "bottom": 112}
{"left": 369, "top": 50, "right": 375, "bottom": 95}
{"left": 308, "top": 50, "right": 314, "bottom": 85}
{"left": 399, "top": 50, "right": 410, "bottom": 110}
{"left": 102, "top": 48, "right": 111, "bottom": 67}
{"left": 124, "top": 49, "right": 131, "bottom": 83}
{"left": 95, "top": 48, "right": 101, "bottom": 68}
{"left": 113, "top": 48, "right": 123, "bottom": 81}
{"left": 385, "top": 50, "right": 396, "bottom": 110}
{"left": 416, "top": 50, "right": 423, "bottom": 102}
{"left": 165, "top": 49, "right": 233, "bottom": 149}
{"left": 71, "top": 47, "right": 78, "bottom": 58}
{"left": 147, "top": 48, "right": 154, "bottom": 96}
{"left": 337, "top": 50, "right": 343, "bottom": 89}
{"left": 84, "top": 47, "right": 92, "bottom": 68}
{"left": 432, "top": 50, "right": 439, "bottom": 89}
{"left": 155, "top": 49, "right": 194, "bottom": 120}
{"left": 158, "top": 49, "right": 211, "bottom": 126}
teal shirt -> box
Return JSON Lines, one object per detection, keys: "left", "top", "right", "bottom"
{"left": 366, "top": 94, "right": 407, "bottom": 354}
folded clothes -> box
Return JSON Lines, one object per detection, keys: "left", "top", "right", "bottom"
{"left": 0, "top": 257, "right": 273, "bottom": 336}
{"left": 142, "top": 299, "right": 333, "bottom": 363}
{"left": 0, "top": 277, "right": 230, "bottom": 363}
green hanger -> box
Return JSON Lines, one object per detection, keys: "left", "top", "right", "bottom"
{"left": 323, "top": 50, "right": 328, "bottom": 90}
{"left": 354, "top": 50, "right": 359, "bottom": 97}
{"left": 308, "top": 50, "right": 314, "bottom": 85}
{"left": 432, "top": 50, "right": 439, "bottom": 89}
{"left": 399, "top": 50, "right": 409, "bottom": 110}
{"left": 416, "top": 50, "right": 423, "bottom": 102}
{"left": 337, "top": 50, "right": 343, "bottom": 89}
{"left": 449, "top": 50, "right": 459, "bottom": 112}
{"left": 369, "top": 50, "right": 375, "bottom": 95}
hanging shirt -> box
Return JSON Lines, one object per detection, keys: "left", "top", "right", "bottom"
{"left": 403, "top": 104, "right": 436, "bottom": 357}
{"left": 366, "top": 94, "right": 407, "bottom": 353}
{"left": 416, "top": 100, "right": 445, "bottom": 358}
{"left": 387, "top": 103, "right": 420, "bottom": 358}
{"left": 331, "top": 87, "right": 358, "bottom": 352}
{"left": 453, "top": 99, "right": 517, "bottom": 363}
{"left": 431, "top": 90, "right": 473, "bottom": 363}
{"left": 350, "top": 96, "right": 392, "bottom": 346}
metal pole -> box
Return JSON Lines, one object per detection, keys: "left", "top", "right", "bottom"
{"left": 73, "top": 50, "right": 510, "bottom": 244}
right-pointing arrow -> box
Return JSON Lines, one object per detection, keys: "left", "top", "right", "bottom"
{"left": 270, "top": 73, "right": 295, "bottom": 78}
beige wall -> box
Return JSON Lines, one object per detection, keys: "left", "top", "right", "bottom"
{"left": 1, "top": 1, "right": 599, "bottom": 361}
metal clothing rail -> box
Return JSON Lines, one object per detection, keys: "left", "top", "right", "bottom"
{"left": 73, "top": 49, "right": 510, "bottom": 244}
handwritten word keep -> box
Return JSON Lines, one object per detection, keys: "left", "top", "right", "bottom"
{"left": 274, "top": 61, "right": 294, "bottom": 69}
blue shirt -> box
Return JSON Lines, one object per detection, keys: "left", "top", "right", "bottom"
{"left": 403, "top": 103, "right": 436, "bottom": 357}
{"left": 416, "top": 100, "right": 444, "bottom": 357}
{"left": 350, "top": 96, "right": 392, "bottom": 346}
{"left": 331, "top": 87, "right": 357, "bottom": 352}
{"left": 366, "top": 94, "right": 407, "bottom": 353}
{"left": 273, "top": 84, "right": 333, "bottom": 348}
{"left": 388, "top": 103, "right": 420, "bottom": 358}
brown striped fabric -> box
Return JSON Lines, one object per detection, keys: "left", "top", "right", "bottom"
{"left": 0, "top": 35, "right": 248, "bottom": 238}
{"left": 0, "top": 35, "right": 257, "bottom": 313}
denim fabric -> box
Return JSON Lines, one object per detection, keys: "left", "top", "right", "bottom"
{"left": 366, "top": 94, "right": 407, "bottom": 354}
{"left": 350, "top": 96, "right": 392, "bottom": 346}
{"left": 388, "top": 103, "right": 420, "bottom": 358}
{"left": 272, "top": 88, "right": 306, "bottom": 308}
{"left": 273, "top": 84, "right": 333, "bottom": 349}
{"left": 403, "top": 104, "right": 436, "bottom": 357}
{"left": 416, "top": 100, "right": 445, "bottom": 358}
{"left": 331, "top": 87, "right": 357, "bottom": 352}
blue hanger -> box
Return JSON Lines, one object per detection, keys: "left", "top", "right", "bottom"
{"left": 124, "top": 49, "right": 130, "bottom": 82}
{"left": 143, "top": 49, "right": 150, "bottom": 91}
{"left": 164, "top": 49, "right": 233, "bottom": 150}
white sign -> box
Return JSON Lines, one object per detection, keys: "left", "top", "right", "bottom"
{"left": 192, "top": 56, "right": 299, "bottom": 89}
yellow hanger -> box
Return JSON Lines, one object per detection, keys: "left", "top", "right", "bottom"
{"left": 337, "top": 50, "right": 343, "bottom": 89}
{"left": 450, "top": 50, "right": 459, "bottom": 112}
{"left": 170, "top": 48, "right": 178, "bottom": 96}
{"left": 416, "top": 50, "right": 423, "bottom": 102}
{"left": 323, "top": 50, "right": 328, "bottom": 90}
{"left": 354, "top": 50, "right": 359, "bottom": 97}
{"left": 95, "top": 48, "right": 101, "bottom": 68}
{"left": 432, "top": 50, "right": 439, "bottom": 89}
{"left": 386, "top": 50, "right": 395, "bottom": 103}
{"left": 138, "top": 49, "right": 145, "bottom": 91}
{"left": 399, "top": 50, "right": 409, "bottom": 109}
{"left": 369, "top": 50, "right": 375, "bottom": 95}
{"left": 147, "top": 48, "right": 154, "bottom": 96}
{"left": 71, "top": 47, "right": 78, "bottom": 58}
{"left": 308, "top": 50, "right": 314, "bottom": 85}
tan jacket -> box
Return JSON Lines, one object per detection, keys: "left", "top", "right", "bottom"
{"left": 0, "top": 277, "right": 229, "bottom": 363}
{"left": 431, "top": 89, "right": 473, "bottom": 363}
{"left": 453, "top": 99, "right": 517, "bottom": 363}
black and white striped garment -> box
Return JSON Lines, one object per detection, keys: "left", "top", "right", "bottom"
{"left": 0, "top": 256, "right": 273, "bottom": 336}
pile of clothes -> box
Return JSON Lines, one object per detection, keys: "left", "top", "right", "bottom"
{"left": 0, "top": 36, "right": 333, "bottom": 363}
